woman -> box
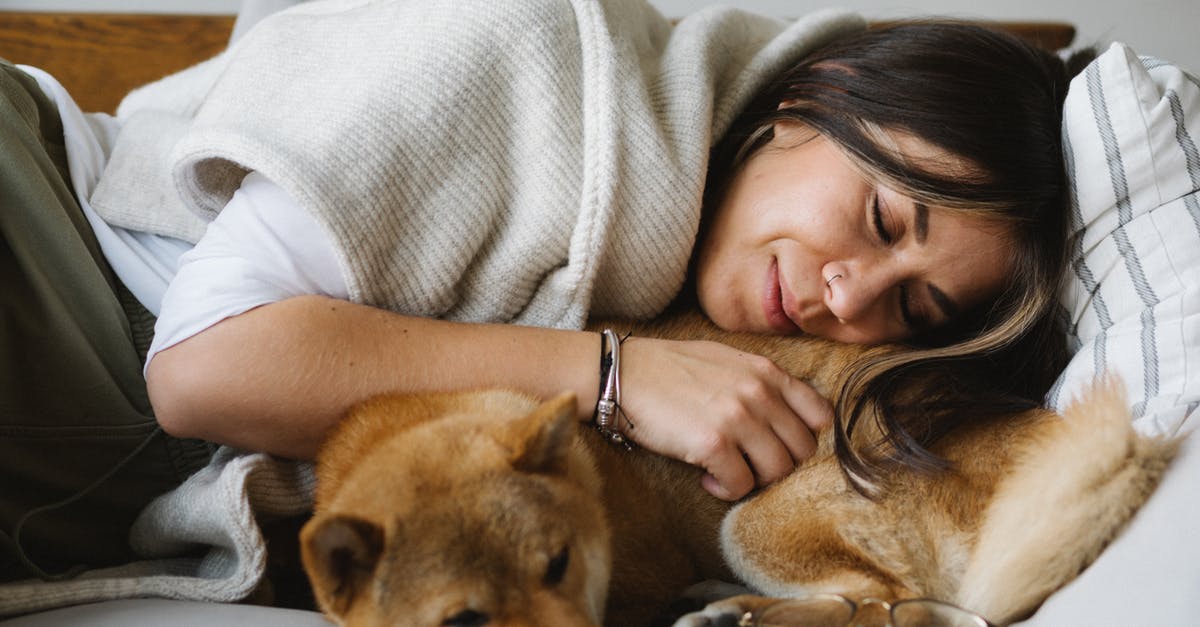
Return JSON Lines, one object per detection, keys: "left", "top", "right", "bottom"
{"left": 145, "top": 15, "right": 1079, "bottom": 500}
{"left": 2, "top": 0, "right": 1082, "bottom": 584}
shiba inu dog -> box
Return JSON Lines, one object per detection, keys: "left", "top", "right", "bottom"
{"left": 299, "top": 312, "right": 1176, "bottom": 627}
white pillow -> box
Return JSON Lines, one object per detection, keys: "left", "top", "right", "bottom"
{"left": 1017, "top": 42, "right": 1200, "bottom": 626}
{"left": 1048, "top": 42, "right": 1200, "bottom": 437}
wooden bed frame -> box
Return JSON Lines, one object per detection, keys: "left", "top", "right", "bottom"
{"left": 0, "top": 11, "right": 1075, "bottom": 114}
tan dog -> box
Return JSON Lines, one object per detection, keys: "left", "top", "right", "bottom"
{"left": 299, "top": 311, "right": 1177, "bottom": 627}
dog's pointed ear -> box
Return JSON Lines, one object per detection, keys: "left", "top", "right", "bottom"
{"left": 300, "top": 513, "right": 385, "bottom": 618}
{"left": 506, "top": 392, "right": 577, "bottom": 475}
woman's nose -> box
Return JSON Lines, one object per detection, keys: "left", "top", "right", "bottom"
{"left": 823, "top": 263, "right": 893, "bottom": 324}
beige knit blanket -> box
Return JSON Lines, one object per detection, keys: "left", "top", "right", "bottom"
{"left": 0, "top": 0, "right": 862, "bottom": 615}
{"left": 91, "top": 0, "right": 863, "bottom": 328}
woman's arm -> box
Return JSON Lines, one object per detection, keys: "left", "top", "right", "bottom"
{"left": 147, "top": 294, "right": 599, "bottom": 460}
{"left": 147, "top": 294, "right": 832, "bottom": 500}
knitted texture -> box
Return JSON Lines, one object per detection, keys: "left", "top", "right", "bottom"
{"left": 94, "top": 0, "right": 864, "bottom": 328}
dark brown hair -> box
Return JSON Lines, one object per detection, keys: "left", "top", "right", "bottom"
{"left": 705, "top": 22, "right": 1095, "bottom": 493}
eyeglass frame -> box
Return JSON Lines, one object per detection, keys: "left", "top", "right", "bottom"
{"left": 736, "top": 593, "right": 996, "bottom": 627}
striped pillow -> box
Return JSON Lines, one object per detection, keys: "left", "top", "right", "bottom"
{"left": 1048, "top": 42, "right": 1200, "bottom": 437}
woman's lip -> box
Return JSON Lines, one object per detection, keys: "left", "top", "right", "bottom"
{"left": 764, "top": 259, "right": 801, "bottom": 334}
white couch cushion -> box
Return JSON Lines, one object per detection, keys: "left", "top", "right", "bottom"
{"left": 0, "top": 599, "right": 331, "bottom": 627}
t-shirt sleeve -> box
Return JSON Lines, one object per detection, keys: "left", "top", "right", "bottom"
{"left": 145, "top": 172, "right": 348, "bottom": 373}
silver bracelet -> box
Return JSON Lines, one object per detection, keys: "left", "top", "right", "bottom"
{"left": 594, "top": 328, "right": 633, "bottom": 448}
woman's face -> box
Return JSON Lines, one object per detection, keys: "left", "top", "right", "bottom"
{"left": 695, "top": 123, "right": 1015, "bottom": 345}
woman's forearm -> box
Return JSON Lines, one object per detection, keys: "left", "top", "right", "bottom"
{"left": 145, "top": 294, "right": 600, "bottom": 460}
{"left": 148, "top": 294, "right": 832, "bottom": 501}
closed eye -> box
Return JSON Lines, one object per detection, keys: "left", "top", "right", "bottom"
{"left": 544, "top": 546, "right": 569, "bottom": 586}
{"left": 443, "top": 609, "right": 489, "bottom": 627}
{"left": 875, "top": 195, "right": 915, "bottom": 328}
{"left": 872, "top": 193, "right": 893, "bottom": 245}
{"left": 899, "top": 284, "right": 915, "bottom": 328}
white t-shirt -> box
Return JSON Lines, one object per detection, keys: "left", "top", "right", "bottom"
{"left": 146, "top": 172, "right": 348, "bottom": 368}
{"left": 22, "top": 65, "right": 347, "bottom": 372}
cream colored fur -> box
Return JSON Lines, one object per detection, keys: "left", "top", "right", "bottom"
{"left": 955, "top": 379, "right": 1178, "bottom": 621}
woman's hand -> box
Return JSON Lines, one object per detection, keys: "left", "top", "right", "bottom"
{"left": 616, "top": 337, "right": 833, "bottom": 501}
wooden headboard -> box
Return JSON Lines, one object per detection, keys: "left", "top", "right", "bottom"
{"left": 0, "top": 11, "right": 1075, "bottom": 114}
{"left": 0, "top": 13, "right": 235, "bottom": 114}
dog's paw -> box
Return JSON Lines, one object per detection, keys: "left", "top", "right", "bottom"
{"left": 670, "top": 605, "right": 745, "bottom": 627}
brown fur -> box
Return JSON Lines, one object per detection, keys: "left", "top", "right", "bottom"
{"left": 300, "top": 311, "right": 1178, "bottom": 627}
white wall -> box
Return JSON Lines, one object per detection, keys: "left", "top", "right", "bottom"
{"left": 1, "top": 0, "right": 1196, "bottom": 72}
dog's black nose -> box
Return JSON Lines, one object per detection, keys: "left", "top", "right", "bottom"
{"left": 442, "top": 609, "right": 490, "bottom": 627}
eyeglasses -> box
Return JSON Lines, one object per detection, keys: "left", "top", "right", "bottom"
{"left": 737, "top": 594, "right": 994, "bottom": 627}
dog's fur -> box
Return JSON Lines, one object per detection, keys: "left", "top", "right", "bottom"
{"left": 299, "top": 311, "right": 1178, "bottom": 627}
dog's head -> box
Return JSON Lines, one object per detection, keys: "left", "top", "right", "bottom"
{"left": 300, "top": 392, "right": 611, "bottom": 627}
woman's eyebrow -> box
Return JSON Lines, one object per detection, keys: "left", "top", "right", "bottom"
{"left": 927, "top": 283, "right": 960, "bottom": 319}
{"left": 914, "top": 202, "right": 929, "bottom": 244}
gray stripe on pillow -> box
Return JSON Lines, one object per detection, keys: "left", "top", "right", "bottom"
{"left": 1061, "top": 126, "right": 1094, "bottom": 339}
{"left": 1169, "top": 90, "right": 1200, "bottom": 182}
{"left": 1167, "top": 90, "right": 1200, "bottom": 236}
{"left": 1135, "top": 308, "right": 1159, "bottom": 418}
{"left": 1077, "top": 66, "right": 1116, "bottom": 389}
{"left": 1142, "top": 56, "right": 1200, "bottom": 90}
{"left": 1166, "top": 89, "right": 1200, "bottom": 420}
{"left": 1089, "top": 63, "right": 1161, "bottom": 410}
{"left": 1051, "top": 128, "right": 1107, "bottom": 407}
{"left": 1089, "top": 72, "right": 1156, "bottom": 306}
{"left": 1187, "top": 191, "right": 1200, "bottom": 239}
{"left": 1140, "top": 56, "right": 1166, "bottom": 69}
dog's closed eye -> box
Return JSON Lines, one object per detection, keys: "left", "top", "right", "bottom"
{"left": 544, "top": 546, "right": 570, "bottom": 586}
{"left": 442, "top": 609, "right": 489, "bottom": 627}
